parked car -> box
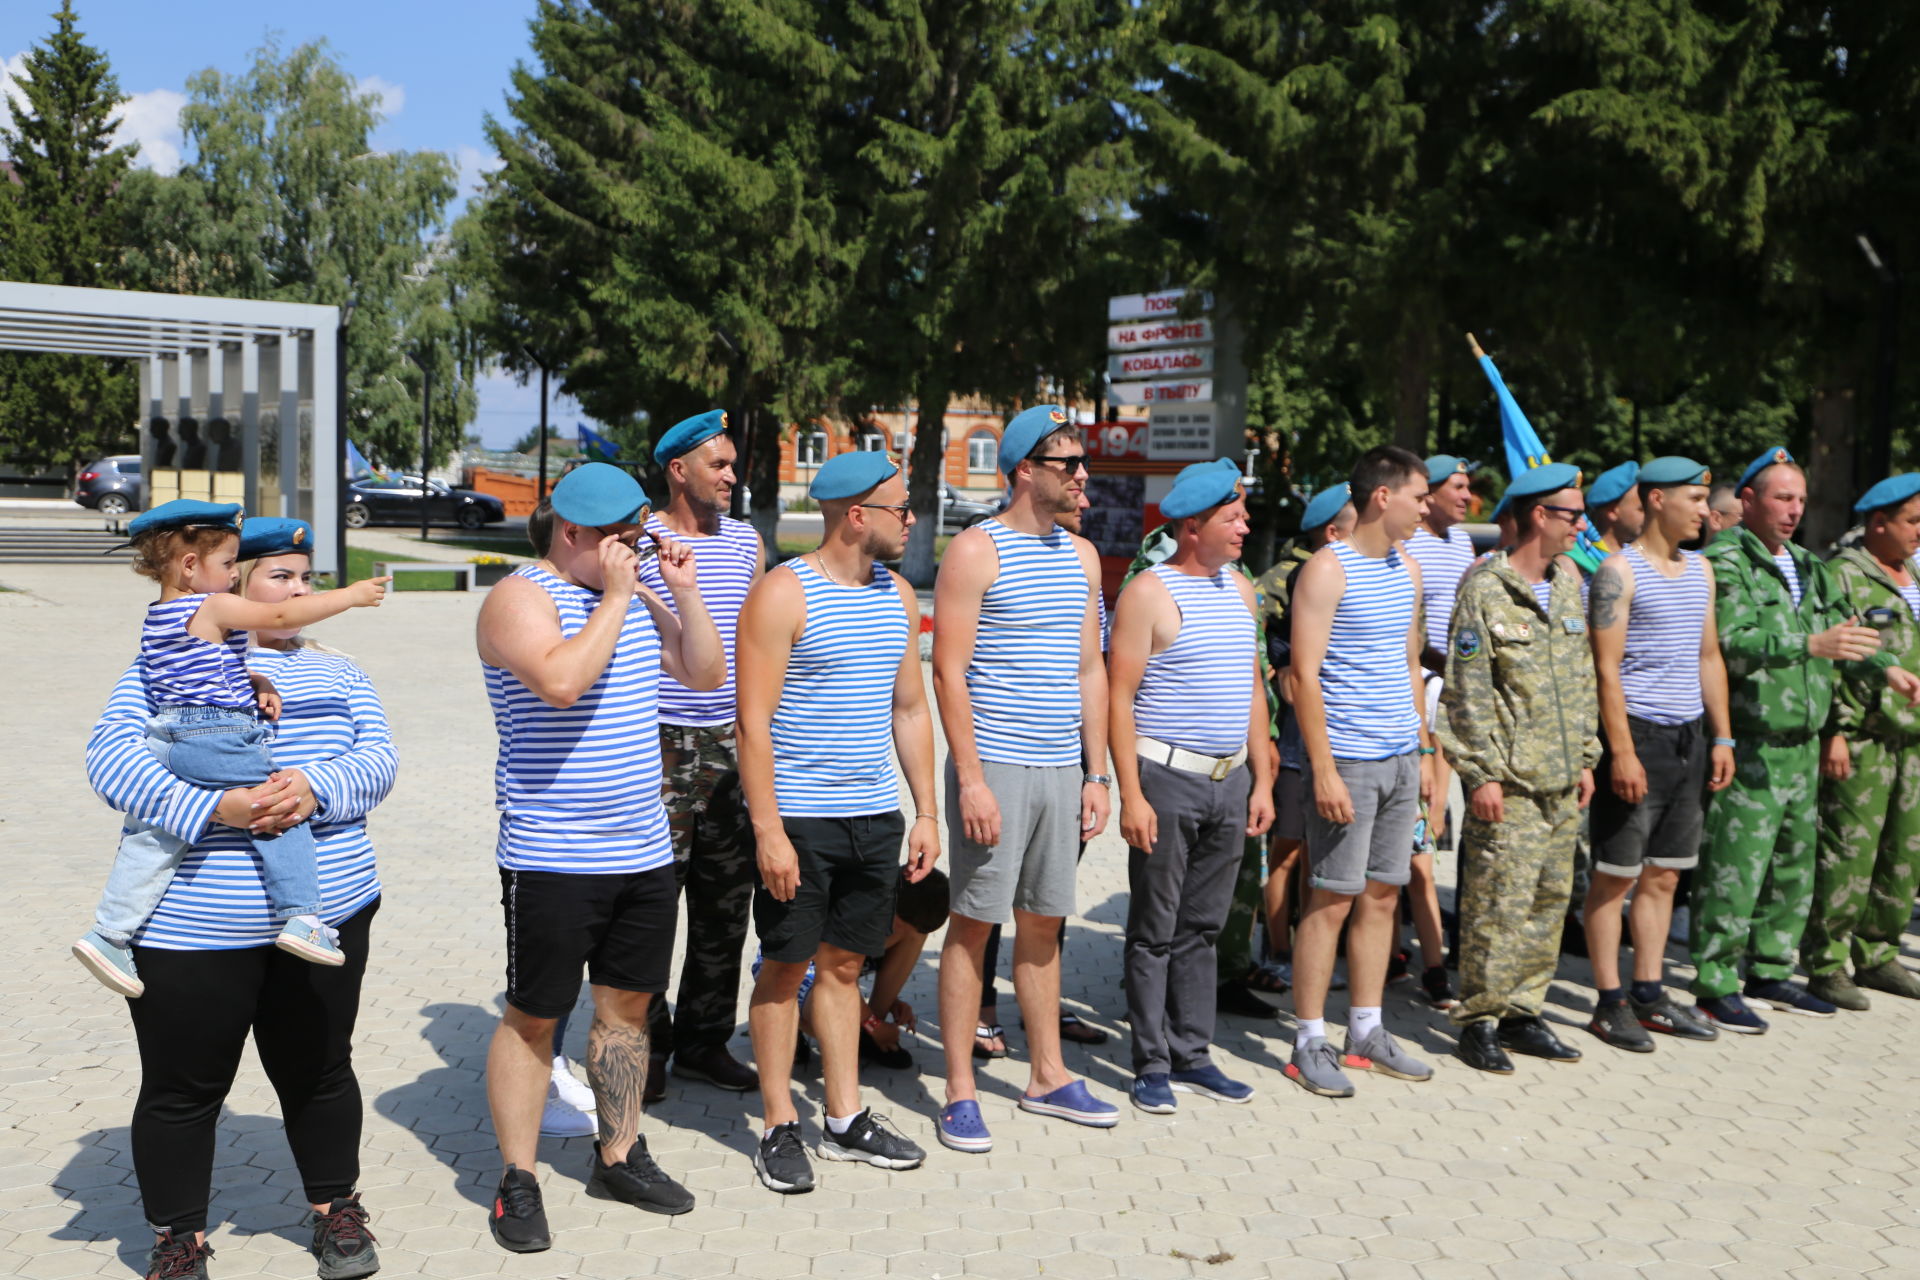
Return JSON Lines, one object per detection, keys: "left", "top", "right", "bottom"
{"left": 941, "top": 484, "right": 1000, "bottom": 533}
{"left": 344, "top": 475, "right": 507, "bottom": 530}
{"left": 73, "top": 455, "right": 142, "bottom": 516}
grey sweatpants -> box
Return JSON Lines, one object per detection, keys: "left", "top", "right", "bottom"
{"left": 1124, "top": 757, "right": 1254, "bottom": 1075}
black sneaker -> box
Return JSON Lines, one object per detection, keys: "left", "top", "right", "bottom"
{"left": 755, "top": 1121, "right": 816, "bottom": 1193}
{"left": 858, "top": 1029, "right": 914, "bottom": 1070}
{"left": 145, "top": 1231, "right": 214, "bottom": 1280}
{"left": 586, "top": 1137, "right": 695, "bottom": 1214}
{"left": 308, "top": 1193, "right": 380, "bottom": 1279}
{"left": 1386, "top": 947, "right": 1412, "bottom": 983}
{"left": 1420, "top": 965, "right": 1457, "bottom": 1009}
{"left": 1634, "top": 992, "right": 1720, "bottom": 1040}
{"left": 488, "top": 1165, "right": 551, "bottom": 1254}
{"left": 1586, "top": 1000, "right": 1654, "bottom": 1053}
{"left": 817, "top": 1109, "right": 926, "bottom": 1170}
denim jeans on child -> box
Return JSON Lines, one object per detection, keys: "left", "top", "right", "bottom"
{"left": 94, "top": 705, "right": 320, "bottom": 944}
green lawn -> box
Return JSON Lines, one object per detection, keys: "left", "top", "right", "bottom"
{"left": 341, "top": 546, "right": 467, "bottom": 591}
{"left": 397, "top": 532, "right": 534, "bottom": 557}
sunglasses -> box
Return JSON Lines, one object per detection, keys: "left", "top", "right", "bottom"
{"left": 1538, "top": 504, "right": 1587, "bottom": 523}
{"left": 858, "top": 502, "right": 914, "bottom": 521}
{"left": 1030, "top": 453, "right": 1092, "bottom": 476}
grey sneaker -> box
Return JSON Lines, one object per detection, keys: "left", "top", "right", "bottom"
{"left": 1284, "top": 1036, "right": 1355, "bottom": 1097}
{"left": 72, "top": 930, "right": 143, "bottom": 998}
{"left": 1587, "top": 1000, "right": 1654, "bottom": 1052}
{"left": 1343, "top": 1025, "right": 1434, "bottom": 1082}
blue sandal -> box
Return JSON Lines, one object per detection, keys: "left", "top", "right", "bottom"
{"left": 1018, "top": 1079, "right": 1119, "bottom": 1128}
{"left": 938, "top": 1100, "right": 993, "bottom": 1153}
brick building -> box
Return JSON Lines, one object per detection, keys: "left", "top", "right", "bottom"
{"left": 777, "top": 403, "right": 1105, "bottom": 500}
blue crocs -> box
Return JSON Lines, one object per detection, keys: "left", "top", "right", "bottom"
{"left": 1018, "top": 1079, "right": 1119, "bottom": 1128}
{"left": 937, "top": 1100, "right": 993, "bottom": 1153}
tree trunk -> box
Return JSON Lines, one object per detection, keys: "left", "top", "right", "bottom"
{"left": 1394, "top": 324, "right": 1432, "bottom": 453}
{"left": 1803, "top": 387, "right": 1856, "bottom": 553}
{"left": 900, "top": 377, "right": 949, "bottom": 587}
{"left": 744, "top": 403, "right": 782, "bottom": 559}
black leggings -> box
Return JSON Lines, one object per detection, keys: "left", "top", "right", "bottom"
{"left": 128, "top": 901, "right": 379, "bottom": 1234}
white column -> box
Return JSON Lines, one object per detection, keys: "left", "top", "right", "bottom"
{"left": 309, "top": 327, "right": 339, "bottom": 579}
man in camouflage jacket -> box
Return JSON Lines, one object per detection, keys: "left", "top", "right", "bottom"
{"left": 1806, "top": 476, "right": 1920, "bottom": 1008}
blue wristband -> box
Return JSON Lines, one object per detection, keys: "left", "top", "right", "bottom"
{"left": 1712, "top": 737, "right": 1735, "bottom": 748}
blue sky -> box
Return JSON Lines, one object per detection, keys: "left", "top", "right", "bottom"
{"left": 1, "top": 0, "right": 582, "bottom": 448}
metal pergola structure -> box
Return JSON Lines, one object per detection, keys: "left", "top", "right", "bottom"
{"left": 0, "top": 282, "right": 343, "bottom": 577}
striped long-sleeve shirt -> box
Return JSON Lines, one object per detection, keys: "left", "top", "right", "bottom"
{"left": 85, "top": 646, "right": 395, "bottom": 950}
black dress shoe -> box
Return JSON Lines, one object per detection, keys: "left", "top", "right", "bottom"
{"left": 1457, "top": 1021, "right": 1514, "bottom": 1074}
{"left": 1498, "top": 1016, "right": 1582, "bottom": 1062}
{"left": 672, "top": 1043, "right": 759, "bottom": 1091}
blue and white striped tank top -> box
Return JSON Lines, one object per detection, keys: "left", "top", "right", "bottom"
{"left": 1405, "top": 525, "right": 1477, "bottom": 652}
{"left": 1133, "top": 565, "right": 1256, "bottom": 756}
{"left": 484, "top": 565, "right": 673, "bottom": 873}
{"left": 1619, "top": 545, "right": 1708, "bottom": 725}
{"left": 771, "top": 558, "right": 910, "bottom": 817}
{"left": 142, "top": 594, "right": 254, "bottom": 709}
{"left": 639, "top": 513, "right": 760, "bottom": 726}
{"left": 1773, "top": 549, "right": 1803, "bottom": 607}
{"left": 1900, "top": 579, "right": 1920, "bottom": 622}
{"left": 1321, "top": 541, "right": 1421, "bottom": 760}
{"left": 1529, "top": 579, "right": 1553, "bottom": 612}
{"left": 967, "top": 520, "right": 1090, "bottom": 767}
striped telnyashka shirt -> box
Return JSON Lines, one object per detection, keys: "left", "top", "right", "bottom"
{"left": 640, "top": 513, "right": 760, "bottom": 726}
{"left": 142, "top": 593, "right": 254, "bottom": 709}
{"left": 1132, "top": 565, "right": 1256, "bottom": 757}
{"left": 85, "top": 646, "right": 393, "bottom": 950}
{"left": 1405, "top": 524, "right": 1478, "bottom": 654}
{"left": 1773, "top": 548, "right": 1804, "bottom": 608}
{"left": 1900, "top": 580, "right": 1920, "bottom": 622}
{"left": 485, "top": 565, "right": 673, "bottom": 874}
{"left": 770, "top": 558, "right": 910, "bottom": 817}
{"left": 1321, "top": 540, "right": 1421, "bottom": 760}
{"left": 1530, "top": 579, "right": 1554, "bottom": 613}
{"left": 1617, "top": 544, "right": 1709, "bottom": 725}
{"left": 967, "top": 519, "right": 1090, "bottom": 768}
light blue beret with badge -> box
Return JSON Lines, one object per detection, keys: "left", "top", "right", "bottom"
{"left": 125, "top": 499, "right": 242, "bottom": 540}
{"left": 1426, "top": 454, "right": 1472, "bottom": 487}
{"left": 1855, "top": 473, "right": 1920, "bottom": 515}
{"left": 809, "top": 450, "right": 899, "bottom": 501}
{"left": 1639, "top": 455, "right": 1711, "bottom": 488}
{"left": 1586, "top": 461, "right": 1639, "bottom": 507}
{"left": 1161, "top": 457, "right": 1242, "bottom": 520}
{"left": 1300, "top": 483, "right": 1351, "bottom": 534}
{"left": 653, "top": 409, "right": 729, "bottom": 465}
{"left": 1504, "top": 461, "right": 1583, "bottom": 501}
{"left": 1737, "top": 446, "right": 1793, "bottom": 493}
{"left": 999, "top": 404, "right": 1073, "bottom": 474}
{"left": 551, "top": 461, "right": 651, "bottom": 527}
{"left": 238, "top": 516, "right": 312, "bottom": 560}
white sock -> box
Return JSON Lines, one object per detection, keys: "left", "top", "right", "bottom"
{"left": 1349, "top": 1006, "right": 1383, "bottom": 1040}
{"left": 293, "top": 913, "right": 323, "bottom": 929}
{"left": 825, "top": 1110, "right": 865, "bottom": 1135}
{"left": 1295, "top": 1017, "right": 1327, "bottom": 1049}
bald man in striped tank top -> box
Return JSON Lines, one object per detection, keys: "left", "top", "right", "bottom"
{"left": 1287, "top": 445, "right": 1440, "bottom": 1097}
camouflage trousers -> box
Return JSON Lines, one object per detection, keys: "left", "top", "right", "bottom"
{"left": 1805, "top": 736, "right": 1920, "bottom": 976}
{"left": 1449, "top": 786, "right": 1579, "bottom": 1025}
{"left": 645, "top": 722, "right": 756, "bottom": 1057}
{"left": 1215, "top": 835, "right": 1266, "bottom": 984}
{"left": 1689, "top": 737, "right": 1818, "bottom": 999}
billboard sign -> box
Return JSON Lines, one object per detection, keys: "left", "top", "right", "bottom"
{"left": 1106, "top": 288, "right": 1213, "bottom": 323}
{"left": 1108, "top": 346, "right": 1214, "bottom": 380}
{"left": 1107, "top": 318, "right": 1214, "bottom": 351}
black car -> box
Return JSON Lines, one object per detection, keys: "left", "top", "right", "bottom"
{"left": 73, "top": 455, "right": 142, "bottom": 516}
{"left": 344, "top": 476, "right": 507, "bottom": 530}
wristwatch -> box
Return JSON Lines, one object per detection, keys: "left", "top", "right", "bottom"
{"left": 1084, "top": 773, "right": 1112, "bottom": 787}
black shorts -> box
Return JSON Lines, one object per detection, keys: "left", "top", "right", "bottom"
{"left": 500, "top": 865, "right": 677, "bottom": 1018}
{"left": 754, "top": 812, "right": 905, "bottom": 964}
{"left": 1591, "top": 716, "right": 1707, "bottom": 878}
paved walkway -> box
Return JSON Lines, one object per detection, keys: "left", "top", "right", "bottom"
{"left": 2, "top": 558, "right": 1917, "bottom": 1279}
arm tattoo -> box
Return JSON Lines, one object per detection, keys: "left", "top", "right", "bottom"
{"left": 1590, "top": 565, "right": 1625, "bottom": 630}
{"left": 588, "top": 1014, "right": 651, "bottom": 1152}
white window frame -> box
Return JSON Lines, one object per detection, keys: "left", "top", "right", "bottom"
{"left": 966, "top": 430, "right": 997, "bottom": 474}
{"left": 797, "top": 430, "right": 828, "bottom": 467}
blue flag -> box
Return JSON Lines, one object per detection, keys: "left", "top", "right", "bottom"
{"left": 578, "top": 423, "right": 619, "bottom": 462}
{"left": 345, "top": 439, "right": 380, "bottom": 479}
{"left": 1473, "top": 345, "right": 1553, "bottom": 480}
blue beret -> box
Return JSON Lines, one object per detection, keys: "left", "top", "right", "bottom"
{"left": 551, "top": 462, "right": 650, "bottom": 526}
{"left": 1505, "top": 462, "right": 1584, "bottom": 501}
{"left": 126, "top": 500, "right": 242, "bottom": 540}
{"left": 1425, "top": 455, "right": 1473, "bottom": 487}
{"left": 1300, "top": 483, "right": 1351, "bottom": 534}
{"left": 1855, "top": 473, "right": 1920, "bottom": 515}
{"left": 810, "top": 450, "right": 899, "bottom": 501}
{"left": 1161, "top": 457, "right": 1243, "bottom": 520}
{"left": 999, "top": 404, "right": 1073, "bottom": 474}
{"left": 1586, "top": 461, "right": 1639, "bottom": 506}
{"left": 654, "top": 409, "right": 729, "bottom": 466}
{"left": 238, "top": 517, "right": 313, "bottom": 560}
{"left": 1640, "top": 456, "right": 1711, "bottom": 487}
{"left": 1737, "top": 446, "right": 1794, "bottom": 493}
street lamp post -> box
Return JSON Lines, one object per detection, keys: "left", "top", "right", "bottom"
{"left": 1857, "top": 230, "right": 1900, "bottom": 489}
{"left": 409, "top": 348, "right": 432, "bottom": 543}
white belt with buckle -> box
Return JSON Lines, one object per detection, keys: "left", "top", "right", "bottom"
{"left": 1137, "top": 735, "right": 1247, "bottom": 782}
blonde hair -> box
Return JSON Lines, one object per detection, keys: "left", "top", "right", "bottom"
{"left": 236, "top": 556, "right": 349, "bottom": 657}
{"left": 131, "top": 526, "right": 238, "bottom": 584}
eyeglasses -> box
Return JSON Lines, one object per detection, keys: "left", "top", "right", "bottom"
{"left": 858, "top": 502, "right": 914, "bottom": 521}
{"left": 1030, "top": 454, "right": 1091, "bottom": 475}
{"left": 1539, "top": 504, "right": 1588, "bottom": 524}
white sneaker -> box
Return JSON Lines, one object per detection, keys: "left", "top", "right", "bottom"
{"left": 538, "top": 1092, "right": 596, "bottom": 1138}
{"left": 550, "top": 1055, "right": 595, "bottom": 1113}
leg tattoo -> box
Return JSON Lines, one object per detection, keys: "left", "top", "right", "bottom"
{"left": 589, "top": 1015, "right": 650, "bottom": 1158}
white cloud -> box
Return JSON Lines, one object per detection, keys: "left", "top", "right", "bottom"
{"left": 2, "top": 51, "right": 30, "bottom": 119}
{"left": 4, "top": 50, "right": 186, "bottom": 174}
{"left": 356, "top": 75, "right": 405, "bottom": 119}
{"left": 454, "top": 143, "right": 503, "bottom": 200}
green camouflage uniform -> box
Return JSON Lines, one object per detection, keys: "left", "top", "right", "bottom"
{"left": 1806, "top": 547, "right": 1920, "bottom": 976}
{"left": 1438, "top": 553, "right": 1600, "bottom": 1025}
{"left": 1691, "top": 528, "right": 1890, "bottom": 999}
{"left": 644, "top": 723, "right": 757, "bottom": 1056}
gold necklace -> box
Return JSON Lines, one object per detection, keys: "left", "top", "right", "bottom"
{"left": 810, "top": 553, "right": 841, "bottom": 586}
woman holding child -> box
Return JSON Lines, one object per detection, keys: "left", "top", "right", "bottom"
{"left": 83, "top": 509, "right": 396, "bottom": 1280}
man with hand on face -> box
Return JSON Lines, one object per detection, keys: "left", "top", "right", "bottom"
{"left": 1806, "top": 475, "right": 1920, "bottom": 1010}
{"left": 1108, "top": 459, "right": 1275, "bottom": 1115}
{"left": 475, "top": 463, "right": 724, "bottom": 1253}
{"left": 1690, "top": 449, "right": 1920, "bottom": 1029}
{"left": 735, "top": 450, "right": 938, "bottom": 1194}
{"left": 1439, "top": 464, "right": 1599, "bottom": 1074}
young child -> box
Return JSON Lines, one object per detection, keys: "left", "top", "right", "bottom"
{"left": 73, "top": 500, "right": 391, "bottom": 997}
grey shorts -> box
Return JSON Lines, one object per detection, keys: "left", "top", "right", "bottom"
{"left": 1304, "top": 752, "right": 1420, "bottom": 895}
{"left": 946, "top": 758, "right": 1082, "bottom": 923}
{"left": 1273, "top": 767, "right": 1307, "bottom": 844}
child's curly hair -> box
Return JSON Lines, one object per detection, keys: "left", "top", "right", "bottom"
{"left": 130, "top": 526, "right": 239, "bottom": 583}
